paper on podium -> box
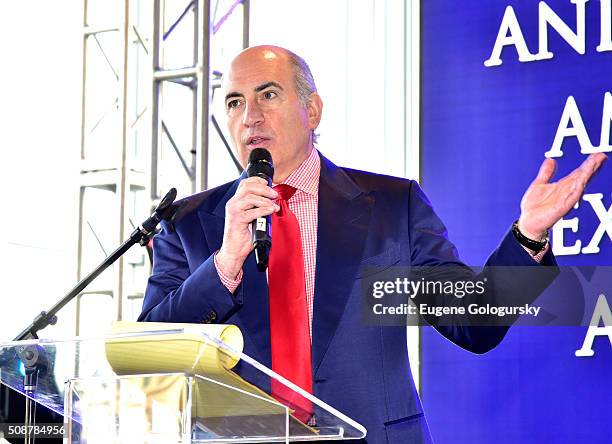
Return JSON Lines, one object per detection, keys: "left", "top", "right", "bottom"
{"left": 105, "top": 321, "right": 244, "bottom": 375}
{"left": 104, "top": 321, "right": 316, "bottom": 435}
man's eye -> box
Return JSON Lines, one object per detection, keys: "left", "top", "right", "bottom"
{"left": 227, "top": 99, "right": 241, "bottom": 109}
{"left": 263, "top": 91, "right": 277, "bottom": 100}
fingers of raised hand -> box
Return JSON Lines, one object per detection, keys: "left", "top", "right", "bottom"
{"left": 521, "top": 154, "right": 607, "bottom": 230}
{"left": 558, "top": 153, "right": 607, "bottom": 199}
{"left": 562, "top": 179, "right": 583, "bottom": 208}
{"left": 572, "top": 152, "right": 607, "bottom": 182}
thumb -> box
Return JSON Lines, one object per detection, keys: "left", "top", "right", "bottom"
{"left": 533, "top": 158, "right": 557, "bottom": 184}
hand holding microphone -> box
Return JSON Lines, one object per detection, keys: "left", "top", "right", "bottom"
{"left": 216, "top": 148, "right": 277, "bottom": 278}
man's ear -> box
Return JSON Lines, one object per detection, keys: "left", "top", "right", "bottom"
{"left": 307, "top": 92, "right": 323, "bottom": 130}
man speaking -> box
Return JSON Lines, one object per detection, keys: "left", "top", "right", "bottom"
{"left": 139, "top": 45, "right": 606, "bottom": 443}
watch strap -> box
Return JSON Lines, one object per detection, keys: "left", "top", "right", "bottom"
{"left": 512, "top": 220, "right": 549, "bottom": 254}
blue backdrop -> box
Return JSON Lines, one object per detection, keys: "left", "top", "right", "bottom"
{"left": 420, "top": 1, "right": 611, "bottom": 442}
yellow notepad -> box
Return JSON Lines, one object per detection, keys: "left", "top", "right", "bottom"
{"left": 104, "top": 321, "right": 316, "bottom": 435}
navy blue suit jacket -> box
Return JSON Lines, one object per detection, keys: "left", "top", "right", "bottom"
{"left": 139, "top": 153, "right": 557, "bottom": 443}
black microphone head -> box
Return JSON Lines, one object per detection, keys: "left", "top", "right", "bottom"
{"left": 247, "top": 148, "right": 274, "bottom": 181}
{"left": 157, "top": 188, "right": 177, "bottom": 211}
{"left": 249, "top": 147, "right": 272, "bottom": 164}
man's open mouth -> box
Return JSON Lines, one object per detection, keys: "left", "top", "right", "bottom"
{"left": 247, "top": 136, "right": 270, "bottom": 146}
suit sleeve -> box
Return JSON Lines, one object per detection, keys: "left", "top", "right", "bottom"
{"left": 138, "top": 221, "right": 243, "bottom": 323}
{"left": 407, "top": 181, "right": 559, "bottom": 353}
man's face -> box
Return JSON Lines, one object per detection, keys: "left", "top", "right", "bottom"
{"left": 224, "top": 47, "right": 321, "bottom": 182}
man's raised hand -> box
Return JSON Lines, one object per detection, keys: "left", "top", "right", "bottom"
{"left": 518, "top": 153, "right": 607, "bottom": 240}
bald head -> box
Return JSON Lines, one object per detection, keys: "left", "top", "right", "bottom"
{"left": 228, "top": 46, "right": 318, "bottom": 107}
{"left": 223, "top": 46, "right": 323, "bottom": 183}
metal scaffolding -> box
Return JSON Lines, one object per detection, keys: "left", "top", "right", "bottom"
{"left": 151, "top": 0, "right": 247, "bottom": 199}
{"left": 76, "top": 0, "right": 249, "bottom": 334}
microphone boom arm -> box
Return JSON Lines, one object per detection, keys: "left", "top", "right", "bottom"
{"left": 13, "top": 188, "right": 179, "bottom": 341}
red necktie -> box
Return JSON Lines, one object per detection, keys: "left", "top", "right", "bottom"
{"left": 268, "top": 184, "right": 313, "bottom": 422}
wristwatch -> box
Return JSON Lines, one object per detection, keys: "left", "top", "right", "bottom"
{"left": 512, "top": 220, "right": 549, "bottom": 254}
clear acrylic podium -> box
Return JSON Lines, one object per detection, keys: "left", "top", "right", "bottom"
{"left": 0, "top": 325, "right": 366, "bottom": 443}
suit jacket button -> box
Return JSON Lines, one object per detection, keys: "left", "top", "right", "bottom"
{"left": 203, "top": 311, "right": 217, "bottom": 323}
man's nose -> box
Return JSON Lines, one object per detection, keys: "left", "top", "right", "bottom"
{"left": 242, "top": 101, "right": 264, "bottom": 127}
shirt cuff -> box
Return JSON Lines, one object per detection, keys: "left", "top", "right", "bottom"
{"left": 523, "top": 244, "right": 549, "bottom": 263}
{"left": 214, "top": 251, "right": 243, "bottom": 293}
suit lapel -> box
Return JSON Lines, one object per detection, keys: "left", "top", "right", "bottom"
{"left": 197, "top": 174, "right": 272, "bottom": 368}
{"left": 312, "top": 155, "right": 373, "bottom": 376}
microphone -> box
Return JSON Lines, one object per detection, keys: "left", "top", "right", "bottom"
{"left": 247, "top": 148, "right": 274, "bottom": 271}
{"left": 140, "top": 188, "right": 179, "bottom": 237}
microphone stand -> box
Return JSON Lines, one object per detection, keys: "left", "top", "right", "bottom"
{"left": 11, "top": 188, "right": 179, "bottom": 444}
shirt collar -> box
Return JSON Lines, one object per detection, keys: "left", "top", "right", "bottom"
{"left": 278, "top": 147, "right": 320, "bottom": 196}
